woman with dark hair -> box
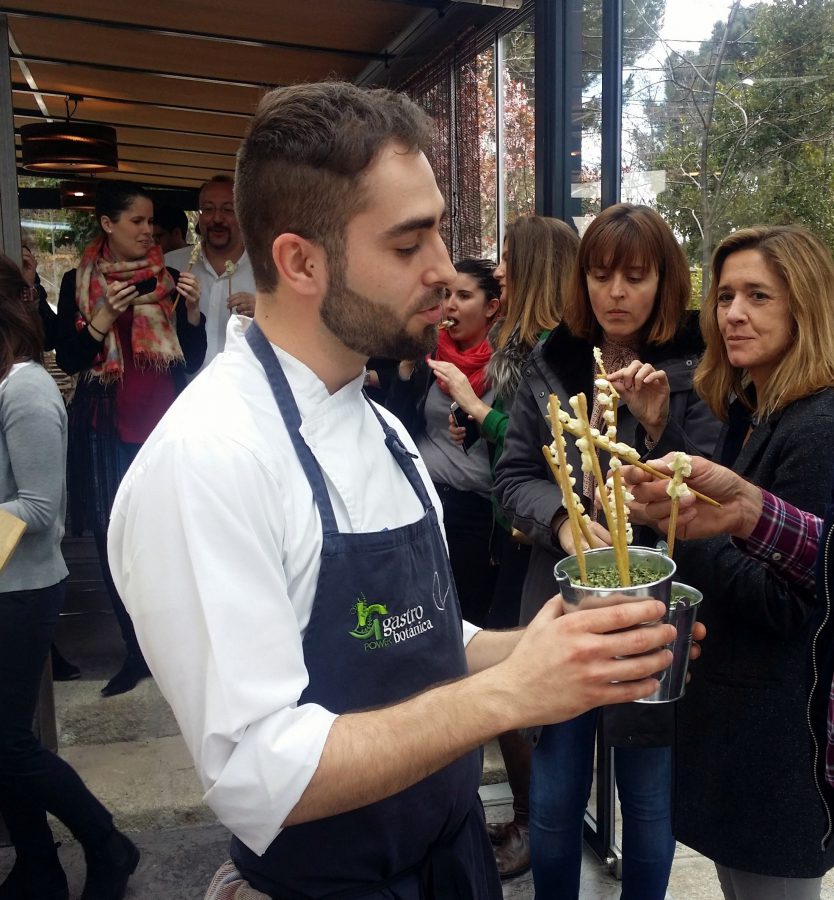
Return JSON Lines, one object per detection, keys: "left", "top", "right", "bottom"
{"left": 494, "top": 203, "right": 721, "bottom": 899}
{"left": 424, "top": 218, "right": 580, "bottom": 880}
{"left": 387, "top": 258, "right": 501, "bottom": 626}
{"left": 55, "top": 180, "right": 206, "bottom": 696}
{"left": 0, "top": 252, "right": 139, "bottom": 900}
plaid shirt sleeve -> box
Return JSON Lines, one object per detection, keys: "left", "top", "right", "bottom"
{"left": 732, "top": 489, "right": 821, "bottom": 594}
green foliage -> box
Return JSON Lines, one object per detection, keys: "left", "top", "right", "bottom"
{"left": 635, "top": 0, "right": 834, "bottom": 295}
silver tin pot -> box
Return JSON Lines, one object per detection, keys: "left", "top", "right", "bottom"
{"left": 635, "top": 581, "right": 703, "bottom": 704}
{"left": 553, "top": 546, "right": 676, "bottom": 612}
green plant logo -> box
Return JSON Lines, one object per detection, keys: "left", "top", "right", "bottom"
{"left": 348, "top": 594, "right": 388, "bottom": 641}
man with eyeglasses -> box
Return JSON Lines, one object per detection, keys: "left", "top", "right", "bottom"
{"left": 165, "top": 175, "right": 256, "bottom": 372}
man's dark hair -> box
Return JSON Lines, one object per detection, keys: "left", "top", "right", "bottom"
{"left": 154, "top": 203, "right": 188, "bottom": 239}
{"left": 236, "top": 82, "right": 434, "bottom": 291}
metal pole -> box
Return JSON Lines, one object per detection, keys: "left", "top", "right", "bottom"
{"left": 0, "top": 14, "right": 21, "bottom": 262}
{"left": 601, "top": 0, "right": 623, "bottom": 209}
{"left": 535, "top": 0, "right": 582, "bottom": 224}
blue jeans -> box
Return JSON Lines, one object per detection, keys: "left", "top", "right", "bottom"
{"left": 529, "top": 710, "right": 675, "bottom": 900}
{"left": 0, "top": 583, "right": 113, "bottom": 857}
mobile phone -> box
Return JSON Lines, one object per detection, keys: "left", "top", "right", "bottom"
{"left": 450, "top": 402, "right": 480, "bottom": 452}
{"left": 134, "top": 276, "right": 157, "bottom": 296}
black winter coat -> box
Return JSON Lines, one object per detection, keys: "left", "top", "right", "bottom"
{"left": 673, "top": 388, "right": 834, "bottom": 877}
{"left": 493, "top": 313, "right": 721, "bottom": 745}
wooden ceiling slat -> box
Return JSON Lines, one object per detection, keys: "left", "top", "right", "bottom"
{"left": 33, "top": 95, "right": 248, "bottom": 140}
{"left": 4, "top": 0, "right": 422, "bottom": 54}
{"left": 18, "top": 63, "right": 263, "bottom": 116}
{"left": 10, "top": 18, "right": 367, "bottom": 85}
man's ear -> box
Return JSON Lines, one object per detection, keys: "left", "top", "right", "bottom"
{"left": 271, "top": 234, "right": 326, "bottom": 296}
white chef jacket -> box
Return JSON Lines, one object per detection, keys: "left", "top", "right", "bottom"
{"left": 164, "top": 245, "right": 256, "bottom": 372}
{"left": 108, "top": 317, "right": 480, "bottom": 855}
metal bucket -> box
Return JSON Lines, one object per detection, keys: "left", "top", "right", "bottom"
{"left": 635, "top": 581, "right": 703, "bottom": 704}
{"left": 553, "top": 546, "right": 676, "bottom": 612}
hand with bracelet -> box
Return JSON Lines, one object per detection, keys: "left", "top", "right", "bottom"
{"left": 87, "top": 279, "right": 137, "bottom": 341}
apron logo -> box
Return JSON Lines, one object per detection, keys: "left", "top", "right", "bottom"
{"left": 348, "top": 593, "right": 434, "bottom": 652}
{"left": 348, "top": 595, "right": 388, "bottom": 642}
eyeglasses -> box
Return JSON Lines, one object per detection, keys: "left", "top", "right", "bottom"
{"left": 199, "top": 204, "right": 235, "bottom": 218}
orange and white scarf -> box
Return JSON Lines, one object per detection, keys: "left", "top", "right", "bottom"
{"left": 75, "top": 236, "right": 183, "bottom": 381}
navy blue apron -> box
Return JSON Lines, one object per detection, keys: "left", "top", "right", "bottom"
{"left": 231, "top": 323, "right": 501, "bottom": 900}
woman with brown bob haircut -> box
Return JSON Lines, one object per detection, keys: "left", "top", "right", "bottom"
{"left": 494, "top": 203, "right": 721, "bottom": 899}
{"left": 668, "top": 225, "right": 834, "bottom": 898}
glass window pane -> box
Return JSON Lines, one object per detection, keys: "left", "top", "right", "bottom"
{"left": 500, "top": 17, "right": 536, "bottom": 225}
{"left": 477, "top": 45, "right": 498, "bottom": 262}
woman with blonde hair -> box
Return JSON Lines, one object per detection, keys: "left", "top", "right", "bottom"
{"left": 669, "top": 225, "right": 834, "bottom": 899}
{"left": 494, "top": 203, "right": 720, "bottom": 898}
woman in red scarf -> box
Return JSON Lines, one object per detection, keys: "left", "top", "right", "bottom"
{"left": 54, "top": 181, "right": 206, "bottom": 698}
{"left": 387, "top": 259, "right": 500, "bottom": 626}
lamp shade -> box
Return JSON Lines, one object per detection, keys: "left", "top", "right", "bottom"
{"left": 59, "top": 180, "right": 97, "bottom": 210}
{"left": 21, "top": 122, "right": 118, "bottom": 172}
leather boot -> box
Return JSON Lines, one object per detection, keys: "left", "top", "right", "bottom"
{"left": 492, "top": 729, "right": 531, "bottom": 879}
{"left": 100, "top": 653, "right": 150, "bottom": 697}
{"left": 80, "top": 828, "right": 140, "bottom": 900}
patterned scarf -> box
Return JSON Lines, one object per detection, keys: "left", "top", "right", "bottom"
{"left": 74, "top": 236, "right": 183, "bottom": 382}
{"left": 432, "top": 328, "right": 492, "bottom": 398}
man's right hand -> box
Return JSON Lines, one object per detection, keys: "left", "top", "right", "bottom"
{"left": 499, "top": 596, "right": 676, "bottom": 727}
{"left": 622, "top": 454, "right": 763, "bottom": 541}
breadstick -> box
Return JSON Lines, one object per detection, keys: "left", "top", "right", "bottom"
{"left": 573, "top": 392, "right": 630, "bottom": 586}
{"left": 541, "top": 446, "right": 587, "bottom": 584}
{"left": 666, "top": 452, "right": 692, "bottom": 557}
{"left": 545, "top": 395, "right": 591, "bottom": 580}
{"left": 172, "top": 242, "right": 203, "bottom": 315}
{"left": 224, "top": 259, "right": 236, "bottom": 301}
{"left": 558, "top": 419, "right": 720, "bottom": 508}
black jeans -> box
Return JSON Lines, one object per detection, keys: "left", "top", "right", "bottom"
{"left": 0, "top": 582, "right": 113, "bottom": 856}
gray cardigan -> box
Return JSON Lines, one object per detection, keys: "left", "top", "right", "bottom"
{"left": 0, "top": 362, "right": 68, "bottom": 591}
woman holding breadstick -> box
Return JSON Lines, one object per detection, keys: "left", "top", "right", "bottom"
{"left": 387, "top": 258, "right": 501, "bottom": 627}
{"left": 389, "top": 218, "right": 580, "bottom": 880}
{"left": 494, "top": 203, "right": 721, "bottom": 899}
{"left": 54, "top": 181, "right": 206, "bottom": 697}
{"left": 660, "top": 226, "right": 834, "bottom": 898}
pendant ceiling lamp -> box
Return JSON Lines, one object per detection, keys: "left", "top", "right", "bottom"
{"left": 59, "top": 180, "right": 98, "bottom": 210}
{"left": 20, "top": 97, "right": 117, "bottom": 173}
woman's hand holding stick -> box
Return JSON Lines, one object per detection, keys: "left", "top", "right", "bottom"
{"left": 173, "top": 244, "right": 202, "bottom": 314}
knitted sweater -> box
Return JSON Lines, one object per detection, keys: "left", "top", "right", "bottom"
{"left": 0, "top": 362, "right": 68, "bottom": 591}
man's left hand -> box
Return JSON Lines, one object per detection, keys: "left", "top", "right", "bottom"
{"left": 228, "top": 291, "right": 255, "bottom": 317}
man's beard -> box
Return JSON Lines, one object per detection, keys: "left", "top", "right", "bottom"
{"left": 205, "top": 226, "right": 232, "bottom": 251}
{"left": 320, "top": 260, "right": 442, "bottom": 360}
